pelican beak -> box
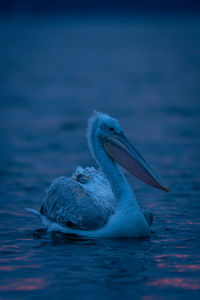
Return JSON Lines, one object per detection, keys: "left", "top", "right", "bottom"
{"left": 103, "top": 133, "right": 169, "bottom": 192}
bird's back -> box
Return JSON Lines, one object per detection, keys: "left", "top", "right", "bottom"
{"left": 40, "top": 167, "right": 116, "bottom": 230}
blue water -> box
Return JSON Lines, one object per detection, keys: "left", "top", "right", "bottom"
{"left": 0, "top": 16, "right": 200, "bottom": 299}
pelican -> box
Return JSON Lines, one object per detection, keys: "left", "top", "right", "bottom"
{"left": 28, "top": 111, "right": 168, "bottom": 238}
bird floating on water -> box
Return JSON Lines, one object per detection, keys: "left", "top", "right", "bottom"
{"left": 28, "top": 111, "right": 168, "bottom": 238}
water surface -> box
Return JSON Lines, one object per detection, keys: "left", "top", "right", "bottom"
{"left": 0, "top": 16, "right": 200, "bottom": 299}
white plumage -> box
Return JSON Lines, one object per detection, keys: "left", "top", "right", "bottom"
{"left": 27, "top": 111, "right": 168, "bottom": 238}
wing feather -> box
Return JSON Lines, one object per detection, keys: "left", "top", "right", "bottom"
{"left": 40, "top": 177, "right": 111, "bottom": 230}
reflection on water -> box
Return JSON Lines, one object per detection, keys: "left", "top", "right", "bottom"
{"left": 148, "top": 278, "right": 200, "bottom": 290}
{"left": 156, "top": 264, "right": 200, "bottom": 272}
{"left": 0, "top": 16, "right": 200, "bottom": 299}
{"left": 0, "top": 264, "right": 41, "bottom": 271}
{"left": 0, "top": 278, "right": 47, "bottom": 291}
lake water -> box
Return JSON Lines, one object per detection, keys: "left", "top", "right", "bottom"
{"left": 0, "top": 15, "right": 200, "bottom": 299}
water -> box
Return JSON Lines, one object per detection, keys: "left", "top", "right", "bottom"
{"left": 0, "top": 16, "right": 200, "bottom": 299}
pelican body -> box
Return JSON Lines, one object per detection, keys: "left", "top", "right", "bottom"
{"left": 29, "top": 112, "right": 168, "bottom": 238}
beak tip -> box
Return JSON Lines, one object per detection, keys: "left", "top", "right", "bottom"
{"left": 163, "top": 187, "right": 169, "bottom": 193}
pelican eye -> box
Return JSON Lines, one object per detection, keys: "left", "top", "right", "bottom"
{"left": 110, "top": 127, "right": 115, "bottom": 132}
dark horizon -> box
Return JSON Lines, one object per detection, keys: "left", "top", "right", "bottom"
{"left": 0, "top": 0, "right": 200, "bottom": 15}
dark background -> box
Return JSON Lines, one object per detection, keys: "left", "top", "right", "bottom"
{"left": 0, "top": 0, "right": 200, "bottom": 14}
{"left": 0, "top": 1, "right": 200, "bottom": 300}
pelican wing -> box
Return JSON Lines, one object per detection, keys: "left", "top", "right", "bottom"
{"left": 40, "top": 177, "right": 111, "bottom": 230}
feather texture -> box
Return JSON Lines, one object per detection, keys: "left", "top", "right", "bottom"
{"left": 40, "top": 167, "right": 116, "bottom": 230}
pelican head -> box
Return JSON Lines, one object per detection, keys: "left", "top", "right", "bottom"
{"left": 88, "top": 111, "right": 168, "bottom": 192}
